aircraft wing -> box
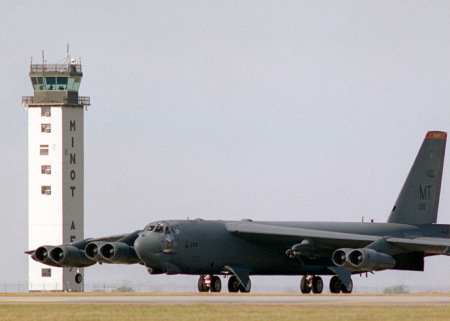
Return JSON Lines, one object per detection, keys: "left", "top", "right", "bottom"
{"left": 226, "top": 222, "right": 450, "bottom": 254}
{"left": 225, "top": 222, "right": 379, "bottom": 249}
{"left": 26, "top": 230, "right": 142, "bottom": 268}
{"left": 25, "top": 232, "right": 133, "bottom": 254}
{"left": 83, "top": 233, "right": 132, "bottom": 244}
{"left": 386, "top": 237, "right": 450, "bottom": 254}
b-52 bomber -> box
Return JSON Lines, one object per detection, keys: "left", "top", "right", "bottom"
{"left": 27, "top": 131, "right": 450, "bottom": 294}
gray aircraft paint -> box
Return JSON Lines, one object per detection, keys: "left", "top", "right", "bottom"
{"left": 27, "top": 131, "right": 450, "bottom": 293}
{"left": 388, "top": 131, "right": 446, "bottom": 225}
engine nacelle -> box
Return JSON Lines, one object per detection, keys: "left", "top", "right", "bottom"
{"left": 348, "top": 248, "right": 396, "bottom": 271}
{"left": 332, "top": 247, "right": 396, "bottom": 271}
{"left": 331, "top": 248, "right": 354, "bottom": 269}
{"left": 33, "top": 246, "right": 61, "bottom": 267}
{"left": 98, "top": 242, "right": 141, "bottom": 264}
{"left": 85, "top": 242, "right": 110, "bottom": 263}
{"left": 49, "top": 246, "right": 95, "bottom": 267}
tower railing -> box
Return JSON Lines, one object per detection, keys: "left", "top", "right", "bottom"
{"left": 30, "top": 64, "right": 82, "bottom": 73}
{"left": 22, "top": 96, "right": 91, "bottom": 106}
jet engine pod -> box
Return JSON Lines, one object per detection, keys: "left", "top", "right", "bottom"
{"left": 49, "top": 246, "right": 95, "bottom": 267}
{"left": 85, "top": 242, "right": 109, "bottom": 262}
{"left": 34, "top": 246, "right": 61, "bottom": 267}
{"left": 98, "top": 242, "right": 141, "bottom": 264}
{"left": 347, "top": 248, "right": 396, "bottom": 271}
{"left": 331, "top": 248, "right": 354, "bottom": 269}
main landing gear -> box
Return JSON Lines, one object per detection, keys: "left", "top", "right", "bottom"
{"left": 300, "top": 275, "right": 353, "bottom": 294}
{"left": 198, "top": 275, "right": 251, "bottom": 293}
{"left": 198, "top": 275, "right": 222, "bottom": 292}
{"left": 300, "top": 275, "right": 323, "bottom": 294}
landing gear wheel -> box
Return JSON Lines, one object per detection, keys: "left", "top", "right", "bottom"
{"left": 228, "top": 276, "right": 240, "bottom": 293}
{"left": 75, "top": 273, "right": 82, "bottom": 284}
{"left": 239, "top": 278, "right": 251, "bottom": 293}
{"left": 341, "top": 278, "right": 353, "bottom": 293}
{"left": 300, "top": 275, "right": 312, "bottom": 294}
{"left": 312, "top": 276, "right": 323, "bottom": 294}
{"left": 329, "top": 276, "right": 342, "bottom": 294}
{"left": 198, "top": 275, "right": 210, "bottom": 292}
{"left": 210, "top": 276, "right": 222, "bottom": 292}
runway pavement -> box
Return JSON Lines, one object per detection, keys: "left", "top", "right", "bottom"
{"left": 1, "top": 294, "right": 449, "bottom": 306}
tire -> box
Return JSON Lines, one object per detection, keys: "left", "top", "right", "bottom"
{"left": 228, "top": 276, "right": 240, "bottom": 293}
{"left": 198, "top": 276, "right": 209, "bottom": 292}
{"left": 239, "top": 279, "right": 251, "bottom": 293}
{"left": 329, "top": 276, "right": 342, "bottom": 294}
{"left": 75, "top": 273, "right": 82, "bottom": 284}
{"left": 300, "top": 275, "right": 311, "bottom": 294}
{"left": 312, "top": 276, "right": 323, "bottom": 294}
{"left": 341, "top": 278, "right": 353, "bottom": 293}
{"left": 210, "top": 276, "right": 222, "bottom": 292}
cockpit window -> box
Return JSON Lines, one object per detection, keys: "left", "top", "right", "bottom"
{"left": 154, "top": 226, "right": 164, "bottom": 233}
{"left": 165, "top": 227, "right": 171, "bottom": 234}
{"left": 147, "top": 225, "right": 155, "bottom": 232}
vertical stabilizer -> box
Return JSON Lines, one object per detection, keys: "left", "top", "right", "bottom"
{"left": 387, "top": 131, "right": 446, "bottom": 225}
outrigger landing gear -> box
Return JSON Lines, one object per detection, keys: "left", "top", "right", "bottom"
{"left": 74, "top": 267, "right": 82, "bottom": 284}
{"left": 329, "top": 275, "right": 353, "bottom": 293}
{"left": 75, "top": 273, "right": 82, "bottom": 284}
{"left": 228, "top": 275, "right": 251, "bottom": 293}
{"left": 300, "top": 275, "right": 323, "bottom": 294}
{"left": 198, "top": 275, "right": 222, "bottom": 292}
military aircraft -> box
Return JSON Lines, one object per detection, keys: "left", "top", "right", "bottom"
{"left": 27, "top": 131, "right": 450, "bottom": 294}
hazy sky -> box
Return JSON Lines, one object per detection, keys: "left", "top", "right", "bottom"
{"left": 1, "top": 1, "right": 449, "bottom": 292}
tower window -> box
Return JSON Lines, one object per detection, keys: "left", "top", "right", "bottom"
{"left": 41, "top": 186, "right": 51, "bottom": 195}
{"left": 40, "top": 145, "right": 49, "bottom": 156}
{"left": 41, "top": 124, "right": 51, "bottom": 133}
{"left": 45, "top": 77, "right": 56, "bottom": 90}
{"left": 41, "top": 268, "right": 51, "bottom": 277}
{"left": 32, "top": 77, "right": 44, "bottom": 91}
{"left": 57, "top": 77, "right": 68, "bottom": 90}
{"left": 41, "top": 107, "right": 51, "bottom": 117}
{"left": 67, "top": 77, "right": 81, "bottom": 91}
{"left": 41, "top": 165, "right": 51, "bottom": 174}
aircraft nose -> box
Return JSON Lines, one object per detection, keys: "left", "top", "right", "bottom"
{"left": 134, "top": 232, "right": 161, "bottom": 265}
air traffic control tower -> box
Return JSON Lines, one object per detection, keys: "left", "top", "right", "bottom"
{"left": 22, "top": 54, "right": 90, "bottom": 291}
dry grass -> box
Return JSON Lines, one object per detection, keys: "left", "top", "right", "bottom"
{"left": 0, "top": 305, "right": 449, "bottom": 321}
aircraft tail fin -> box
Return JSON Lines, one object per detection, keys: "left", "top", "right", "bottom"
{"left": 387, "top": 131, "right": 447, "bottom": 225}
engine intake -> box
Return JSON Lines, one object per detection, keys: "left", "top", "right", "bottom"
{"left": 33, "top": 246, "right": 61, "bottom": 267}
{"left": 331, "top": 248, "right": 354, "bottom": 270}
{"left": 85, "top": 242, "right": 141, "bottom": 264}
{"left": 49, "top": 246, "right": 95, "bottom": 267}
{"left": 85, "top": 242, "right": 109, "bottom": 262}
{"left": 98, "top": 242, "right": 141, "bottom": 264}
{"left": 332, "top": 248, "right": 396, "bottom": 271}
{"left": 348, "top": 248, "right": 396, "bottom": 271}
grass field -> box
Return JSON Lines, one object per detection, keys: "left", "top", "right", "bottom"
{"left": 0, "top": 305, "right": 449, "bottom": 321}
{"left": 1, "top": 293, "right": 449, "bottom": 321}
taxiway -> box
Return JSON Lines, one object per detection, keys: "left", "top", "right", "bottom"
{"left": 1, "top": 294, "right": 449, "bottom": 306}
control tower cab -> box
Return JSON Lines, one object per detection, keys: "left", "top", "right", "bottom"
{"left": 23, "top": 57, "right": 90, "bottom": 107}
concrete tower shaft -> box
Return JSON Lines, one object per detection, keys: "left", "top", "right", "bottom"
{"left": 23, "top": 55, "right": 90, "bottom": 291}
